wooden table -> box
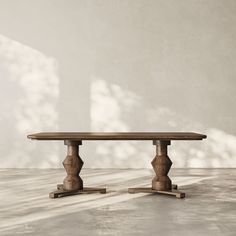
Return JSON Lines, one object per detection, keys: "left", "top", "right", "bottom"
{"left": 27, "top": 132, "right": 207, "bottom": 199}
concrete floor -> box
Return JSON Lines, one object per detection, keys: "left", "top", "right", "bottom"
{"left": 0, "top": 169, "right": 235, "bottom": 236}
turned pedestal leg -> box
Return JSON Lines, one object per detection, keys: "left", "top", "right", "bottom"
{"left": 49, "top": 140, "right": 106, "bottom": 198}
{"left": 63, "top": 140, "right": 83, "bottom": 191}
{"left": 152, "top": 140, "right": 172, "bottom": 191}
{"left": 128, "top": 140, "right": 185, "bottom": 199}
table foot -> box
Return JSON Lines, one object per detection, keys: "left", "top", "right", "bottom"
{"left": 49, "top": 184, "right": 106, "bottom": 198}
{"left": 128, "top": 187, "right": 185, "bottom": 199}
{"left": 172, "top": 184, "right": 178, "bottom": 190}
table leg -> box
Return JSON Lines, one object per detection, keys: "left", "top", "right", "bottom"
{"left": 49, "top": 140, "right": 106, "bottom": 198}
{"left": 128, "top": 140, "right": 185, "bottom": 199}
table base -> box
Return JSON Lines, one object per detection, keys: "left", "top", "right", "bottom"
{"left": 128, "top": 185, "right": 185, "bottom": 199}
{"left": 49, "top": 184, "right": 106, "bottom": 198}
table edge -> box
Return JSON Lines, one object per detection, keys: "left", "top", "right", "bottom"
{"left": 27, "top": 132, "right": 207, "bottom": 141}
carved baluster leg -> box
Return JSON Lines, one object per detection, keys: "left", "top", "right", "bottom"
{"left": 63, "top": 140, "right": 83, "bottom": 191}
{"left": 152, "top": 140, "right": 172, "bottom": 191}
{"left": 49, "top": 140, "right": 106, "bottom": 198}
{"left": 128, "top": 140, "right": 185, "bottom": 198}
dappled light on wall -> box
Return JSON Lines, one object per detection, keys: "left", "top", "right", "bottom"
{"left": 0, "top": 35, "right": 59, "bottom": 167}
{"left": 90, "top": 78, "right": 236, "bottom": 168}
{"left": 90, "top": 78, "right": 151, "bottom": 168}
{"left": 91, "top": 78, "right": 141, "bottom": 131}
{"left": 146, "top": 106, "right": 236, "bottom": 168}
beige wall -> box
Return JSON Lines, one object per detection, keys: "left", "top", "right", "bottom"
{"left": 0, "top": 0, "right": 235, "bottom": 168}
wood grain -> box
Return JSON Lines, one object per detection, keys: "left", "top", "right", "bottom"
{"left": 27, "top": 132, "right": 206, "bottom": 199}
{"left": 49, "top": 140, "right": 107, "bottom": 198}
{"left": 152, "top": 140, "right": 172, "bottom": 191}
{"left": 50, "top": 185, "right": 106, "bottom": 198}
{"left": 128, "top": 187, "right": 185, "bottom": 199}
{"left": 128, "top": 140, "right": 186, "bottom": 198}
{"left": 62, "top": 140, "right": 83, "bottom": 191}
{"left": 27, "top": 132, "right": 206, "bottom": 140}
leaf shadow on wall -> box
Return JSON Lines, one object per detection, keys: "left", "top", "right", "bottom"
{"left": 88, "top": 77, "right": 236, "bottom": 168}
{"left": 0, "top": 35, "right": 60, "bottom": 168}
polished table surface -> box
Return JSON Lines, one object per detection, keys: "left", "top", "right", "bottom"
{"left": 27, "top": 132, "right": 206, "bottom": 141}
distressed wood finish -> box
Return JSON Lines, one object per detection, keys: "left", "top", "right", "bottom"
{"left": 49, "top": 185, "right": 106, "bottom": 198}
{"left": 128, "top": 187, "right": 185, "bottom": 199}
{"left": 62, "top": 140, "right": 83, "bottom": 191}
{"left": 28, "top": 132, "right": 206, "bottom": 199}
{"left": 128, "top": 140, "right": 185, "bottom": 198}
{"left": 49, "top": 140, "right": 106, "bottom": 198}
{"left": 27, "top": 132, "right": 206, "bottom": 141}
{"left": 152, "top": 140, "right": 172, "bottom": 191}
